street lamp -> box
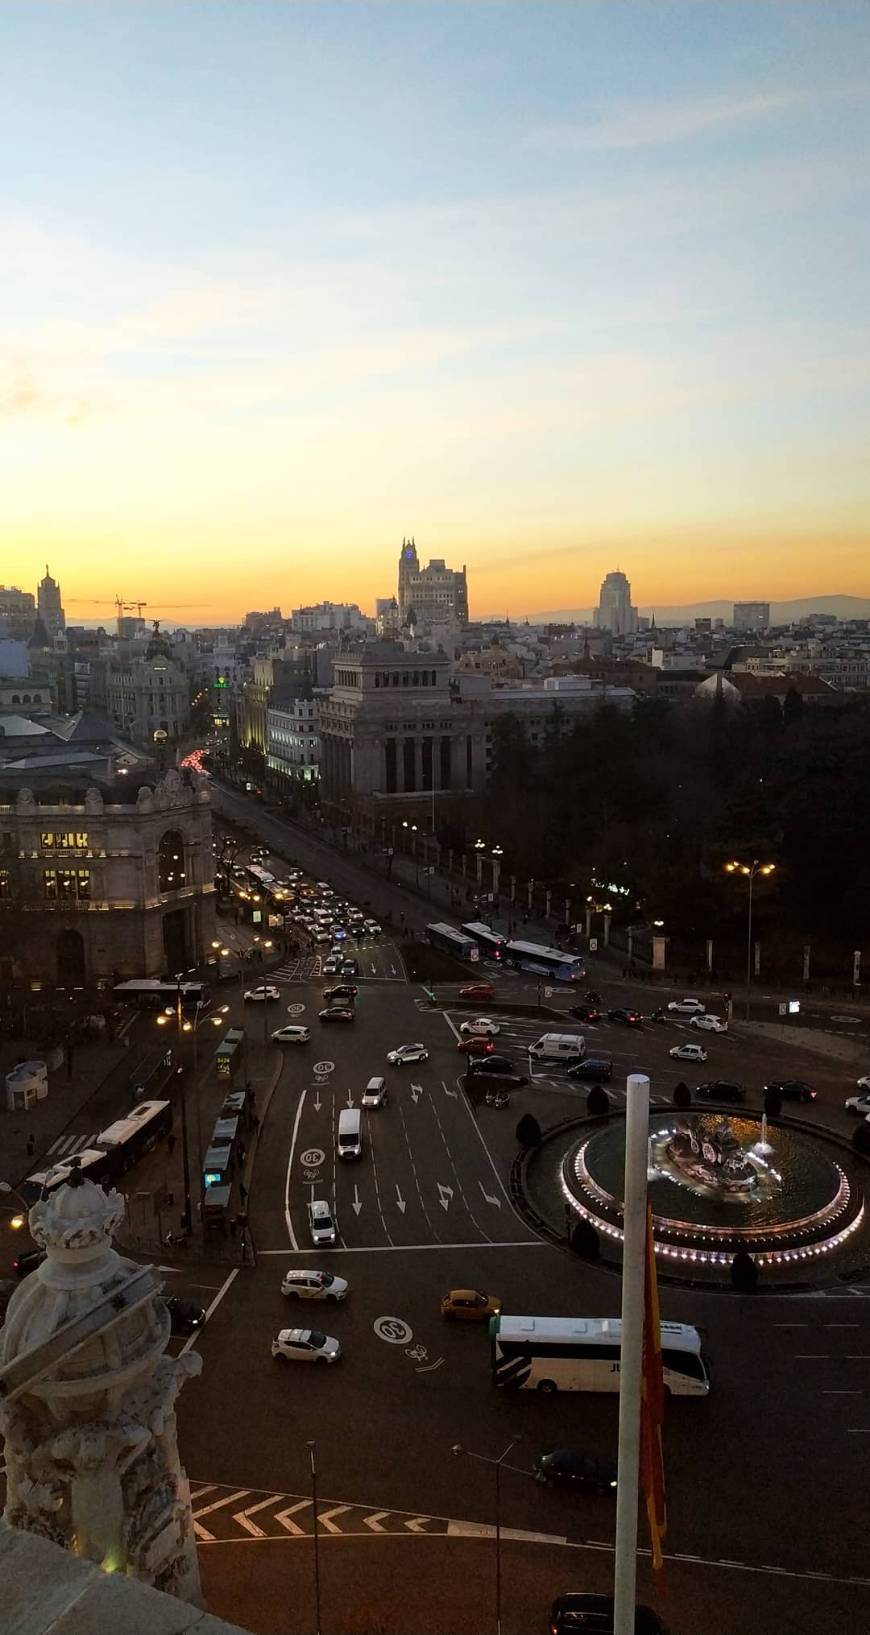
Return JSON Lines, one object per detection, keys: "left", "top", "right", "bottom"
{"left": 724, "top": 858, "right": 776, "bottom": 1019}
{"left": 156, "top": 987, "right": 230, "bottom": 1228}
{"left": 452, "top": 1437, "right": 521, "bottom": 1635}
{"left": 306, "top": 1440, "right": 322, "bottom": 1635}
{"left": 0, "top": 1180, "right": 30, "bottom": 1229}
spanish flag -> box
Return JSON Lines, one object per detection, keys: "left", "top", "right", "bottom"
{"left": 640, "top": 1204, "right": 667, "bottom": 1570}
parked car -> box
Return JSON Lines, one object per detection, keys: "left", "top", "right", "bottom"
{"left": 440, "top": 1288, "right": 501, "bottom": 1321}
{"left": 696, "top": 1079, "right": 745, "bottom": 1103}
{"left": 534, "top": 1448, "right": 617, "bottom": 1496}
{"left": 12, "top": 1248, "right": 45, "bottom": 1279}
{"left": 457, "top": 1036, "right": 495, "bottom": 1056}
{"left": 281, "top": 1269, "right": 348, "bottom": 1302}
{"left": 568, "top": 1005, "right": 601, "bottom": 1024}
{"left": 165, "top": 1297, "right": 206, "bottom": 1336}
{"left": 845, "top": 1091, "right": 870, "bottom": 1116}
{"left": 689, "top": 1014, "right": 727, "bottom": 1033}
{"left": 670, "top": 1042, "right": 707, "bottom": 1062}
{"left": 765, "top": 1079, "right": 817, "bottom": 1102}
{"left": 271, "top": 1328, "right": 341, "bottom": 1364}
{"left": 459, "top": 982, "right": 494, "bottom": 1001}
{"left": 467, "top": 1055, "right": 529, "bottom": 1086}
{"left": 319, "top": 1006, "right": 355, "bottom": 1023}
{"left": 549, "top": 1594, "right": 669, "bottom": 1634}
{"left": 856, "top": 1075, "right": 870, "bottom": 1093}
{"left": 459, "top": 1017, "right": 501, "bottom": 1037}
{"left": 244, "top": 985, "right": 281, "bottom": 1003}
{"left": 607, "top": 1008, "right": 642, "bottom": 1026}
{"left": 272, "top": 1025, "right": 311, "bottom": 1045}
{"left": 567, "top": 1056, "right": 613, "bottom": 1082}
{"left": 323, "top": 983, "right": 358, "bottom": 1001}
{"left": 308, "top": 1200, "right": 337, "bottom": 1246}
{"left": 667, "top": 998, "right": 706, "bottom": 1015}
{"left": 387, "top": 1043, "right": 429, "bottom": 1065}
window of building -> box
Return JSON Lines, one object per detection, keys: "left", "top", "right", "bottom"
{"left": 43, "top": 869, "right": 90, "bottom": 902}
{"left": 40, "top": 831, "right": 89, "bottom": 852}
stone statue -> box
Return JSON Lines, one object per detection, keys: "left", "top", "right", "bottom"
{"left": 0, "top": 1162, "right": 203, "bottom": 1603}
{"left": 84, "top": 786, "right": 104, "bottom": 814}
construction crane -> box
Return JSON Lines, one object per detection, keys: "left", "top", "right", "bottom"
{"left": 66, "top": 597, "right": 209, "bottom": 635}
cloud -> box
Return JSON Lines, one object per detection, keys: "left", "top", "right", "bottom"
{"left": 529, "top": 89, "right": 805, "bottom": 152}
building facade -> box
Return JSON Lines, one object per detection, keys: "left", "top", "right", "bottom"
{"left": 0, "top": 769, "right": 216, "bottom": 985}
{"left": 594, "top": 571, "right": 638, "bottom": 636}
{"left": 397, "top": 540, "right": 469, "bottom": 626}
{"left": 732, "top": 601, "right": 771, "bottom": 630}
{"left": 0, "top": 586, "right": 36, "bottom": 640}
{"left": 265, "top": 689, "right": 320, "bottom": 788}
{"left": 37, "top": 565, "right": 66, "bottom": 639}
{"left": 105, "top": 655, "right": 190, "bottom": 747}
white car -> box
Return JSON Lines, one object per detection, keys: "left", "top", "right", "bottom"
{"left": 689, "top": 1014, "right": 727, "bottom": 1033}
{"left": 308, "top": 1200, "right": 337, "bottom": 1246}
{"left": 845, "top": 1092, "right": 870, "bottom": 1116}
{"left": 856, "top": 1076, "right": 870, "bottom": 1093}
{"left": 667, "top": 998, "right": 706, "bottom": 1016}
{"left": 322, "top": 956, "right": 342, "bottom": 974}
{"left": 670, "top": 1042, "right": 708, "bottom": 1062}
{"left": 364, "top": 921, "right": 381, "bottom": 937}
{"left": 459, "top": 1017, "right": 501, "bottom": 1038}
{"left": 362, "top": 1076, "right": 387, "bottom": 1108}
{"left": 271, "top": 1328, "right": 341, "bottom": 1364}
{"left": 387, "top": 1043, "right": 429, "bottom": 1065}
{"left": 281, "top": 1269, "right": 348, "bottom": 1302}
{"left": 244, "top": 985, "right": 281, "bottom": 1003}
{"left": 272, "top": 1025, "right": 311, "bottom": 1045}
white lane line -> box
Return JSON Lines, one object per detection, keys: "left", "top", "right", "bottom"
{"left": 428, "top": 1089, "right": 491, "bottom": 1244}
{"left": 455, "top": 1073, "right": 528, "bottom": 1230}
{"left": 284, "top": 1086, "right": 307, "bottom": 1251}
{"left": 193, "top": 1487, "right": 251, "bottom": 1523}
{"left": 397, "top": 1098, "right": 441, "bottom": 1244}
{"left": 442, "top": 1012, "right": 462, "bottom": 1042}
{"left": 256, "top": 1241, "right": 546, "bottom": 1254}
{"left": 823, "top": 1390, "right": 862, "bottom": 1395}
{"left": 179, "top": 1267, "right": 239, "bottom": 1357}
{"left": 189, "top": 1484, "right": 217, "bottom": 1503}
{"left": 825, "top": 1323, "right": 861, "bottom": 1328}
{"left": 366, "top": 1110, "right": 394, "bottom": 1248}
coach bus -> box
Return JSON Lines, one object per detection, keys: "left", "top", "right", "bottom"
{"left": 112, "top": 979, "right": 210, "bottom": 1010}
{"left": 490, "top": 1314, "right": 709, "bottom": 1396}
{"left": 426, "top": 923, "right": 478, "bottom": 962}
{"left": 460, "top": 922, "right": 506, "bottom": 961}
{"left": 501, "top": 941, "right": 586, "bottom": 983}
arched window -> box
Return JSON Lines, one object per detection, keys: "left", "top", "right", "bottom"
{"left": 158, "top": 829, "right": 187, "bottom": 893}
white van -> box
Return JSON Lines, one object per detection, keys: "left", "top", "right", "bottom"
{"left": 528, "top": 1032, "right": 585, "bottom": 1063}
{"left": 337, "top": 1108, "right": 363, "bottom": 1160}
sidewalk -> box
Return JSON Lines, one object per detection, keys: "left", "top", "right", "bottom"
{"left": 0, "top": 1030, "right": 135, "bottom": 1195}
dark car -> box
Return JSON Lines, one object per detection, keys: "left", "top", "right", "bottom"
{"left": 696, "top": 1079, "right": 746, "bottom": 1104}
{"left": 550, "top": 1595, "right": 669, "bottom": 1634}
{"left": 319, "top": 1006, "right": 355, "bottom": 1023}
{"left": 165, "top": 1296, "right": 207, "bottom": 1336}
{"left": 568, "top": 1005, "right": 601, "bottom": 1024}
{"left": 467, "top": 1055, "right": 529, "bottom": 1086}
{"left": 765, "top": 1079, "right": 817, "bottom": 1102}
{"left": 567, "top": 1057, "right": 613, "bottom": 1083}
{"left": 341, "top": 959, "right": 360, "bottom": 977}
{"left": 12, "top": 1248, "right": 45, "bottom": 1279}
{"left": 534, "top": 1448, "right": 617, "bottom": 1495}
{"left": 323, "top": 983, "right": 358, "bottom": 1001}
{"left": 607, "top": 1008, "right": 642, "bottom": 1026}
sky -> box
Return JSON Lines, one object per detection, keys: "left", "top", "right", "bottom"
{"left": 2, "top": 0, "right": 869, "bottom": 623}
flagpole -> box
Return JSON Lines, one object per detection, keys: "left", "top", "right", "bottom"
{"left": 614, "top": 1070, "right": 650, "bottom": 1635}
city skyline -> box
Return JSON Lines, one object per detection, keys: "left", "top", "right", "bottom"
{"left": 3, "top": 2, "right": 869, "bottom": 621}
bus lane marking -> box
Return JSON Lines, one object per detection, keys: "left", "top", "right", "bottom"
{"left": 284, "top": 1087, "right": 308, "bottom": 1250}
{"left": 428, "top": 1091, "right": 490, "bottom": 1242}
{"left": 398, "top": 1100, "right": 441, "bottom": 1244}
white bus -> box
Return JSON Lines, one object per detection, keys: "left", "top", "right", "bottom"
{"left": 490, "top": 1315, "right": 710, "bottom": 1397}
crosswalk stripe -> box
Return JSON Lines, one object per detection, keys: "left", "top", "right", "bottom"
{"left": 47, "top": 1133, "right": 69, "bottom": 1155}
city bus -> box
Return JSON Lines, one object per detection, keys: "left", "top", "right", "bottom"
{"left": 490, "top": 1315, "right": 710, "bottom": 1397}
{"left": 426, "top": 923, "right": 479, "bottom": 962}
{"left": 112, "top": 979, "right": 210, "bottom": 1010}
{"left": 94, "top": 1099, "right": 173, "bottom": 1175}
{"left": 22, "top": 1147, "right": 113, "bottom": 1203}
{"left": 215, "top": 1027, "right": 246, "bottom": 1081}
{"left": 501, "top": 941, "right": 586, "bottom": 983}
{"left": 460, "top": 922, "right": 506, "bottom": 961}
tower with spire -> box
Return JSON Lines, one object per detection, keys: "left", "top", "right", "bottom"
{"left": 36, "top": 564, "right": 65, "bottom": 639}
{"left": 397, "top": 536, "right": 419, "bottom": 621}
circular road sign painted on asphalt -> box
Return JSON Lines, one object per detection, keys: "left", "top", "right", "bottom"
{"left": 313, "top": 1060, "right": 335, "bottom": 1075}
{"left": 373, "top": 1316, "right": 413, "bottom": 1346}
{"left": 286, "top": 1002, "right": 306, "bottom": 1015}
{"left": 300, "top": 1147, "right": 325, "bottom": 1169}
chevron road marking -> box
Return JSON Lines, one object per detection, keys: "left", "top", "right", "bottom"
{"left": 405, "top": 1516, "right": 435, "bottom": 1533}
{"left": 192, "top": 1488, "right": 250, "bottom": 1539}
{"left": 318, "top": 1504, "right": 352, "bottom": 1534}
{"left": 274, "top": 1500, "right": 311, "bottom": 1535}
{"left": 363, "top": 1511, "right": 391, "bottom": 1533}
{"left": 235, "top": 1496, "right": 282, "bottom": 1538}
{"left": 189, "top": 1484, "right": 217, "bottom": 1503}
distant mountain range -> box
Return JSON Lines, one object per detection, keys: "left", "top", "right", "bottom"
{"left": 521, "top": 595, "right": 870, "bottom": 625}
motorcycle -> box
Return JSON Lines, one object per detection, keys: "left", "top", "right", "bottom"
{"left": 584, "top": 990, "right": 602, "bottom": 1006}
{"left": 485, "top": 1090, "right": 511, "bottom": 1108}
{"left": 650, "top": 1007, "right": 667, "bottom": 1023}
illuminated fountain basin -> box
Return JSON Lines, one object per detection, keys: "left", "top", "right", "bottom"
{"left": 562, "top": 1112, "right": 865, "bottom": 1272}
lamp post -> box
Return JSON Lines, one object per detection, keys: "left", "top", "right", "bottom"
{"left": 306, "top": 1440, "right": 322, "bottom": 1635}
{"left": 491, "top": 845, "right": 504, "bottom": 905}
{"left": 0, "top": 1180, "right": 31, "bottom": 1229}
{"left": 474, "top": 837, "right": 485, "bottom": 888}
{"left": 452, "top": 1437, "right": 520, "bottom": 1635}
{"left": 724, "top": 859, "right": 776, "bottom": 1019}
{"left": 157, "top": 986, "right": 229, "bottom": 1229}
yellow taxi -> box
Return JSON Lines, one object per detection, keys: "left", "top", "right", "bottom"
{"left": 440, "top": 1289, "right": 501, "bottom": 1322}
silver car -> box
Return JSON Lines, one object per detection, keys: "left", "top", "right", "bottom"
{"left": 271, "top": 1328, "right": 341, "bottom": 1364}
{"left": 281, "top": 1269, "right": 349, "bottom": 1302}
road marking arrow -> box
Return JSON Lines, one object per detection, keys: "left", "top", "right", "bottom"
{"left": 436, "top": 1183, "right": 454, "bottom": 1211}
{"left": 410, "top": 1082, "right": 423, "bottom": 1104}
{"left": 395, "top": 1184, "right": 407, "bottom": 1214}
{"left": 274, "top": 1500, "right": 311, "bottom": 1536}
{"left": 363, "top": 1510, "right": 391, "bottom": 1533}
{"left": 405, "top": 1517, "right": 432, "bottom": 1533}
{"left": 478, "top": 1182, "right": 502, "bottom": 1208}
{"left": 313, "top": 1093, "right": 321, "bottom": 1112}
{"left": 347, "top": 1090, "right": 354, "bottom": 1107}
{"left": 235, "top": 1496, "right": 281, "bottom": 1538}
{"left": 318, "top": 1504, "right": 351, "bottom": 1535}
{"left": 442, "top": 1078, "right": 457, "bottom": 1099}
{"left": 416, "top": 1355, "right": 445, "bottom": 1373}
{"left": 352, "top": 1185, "right": 363, "bottom": 1217}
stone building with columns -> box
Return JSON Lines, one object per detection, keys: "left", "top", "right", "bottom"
{"left": 0, "top": 768, "right": 216, "bottom": 986}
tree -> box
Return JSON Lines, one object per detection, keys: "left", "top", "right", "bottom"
{"left": 516, "top": 1113, "right": 542, "bottom": 1149}
{"left": 586, "top": 1085, "right": 610, "bottom": 1117}
{"left": 673, "top": 1081, "right": 692, "bottom": 1109}
{"left": 731, "top": 1248, "right": 759, "bottom": 1290}
{"left": 783, "top": 686, "right": 805, "bottom": 728}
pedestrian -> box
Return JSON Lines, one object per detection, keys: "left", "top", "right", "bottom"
{"left": 239, "top": 1180, "right": 248, "bottom": 1206}
{"left": 251, "top": 1112, "right": 261, "bottom": 1134}
{"left": 167, "top": 1132, "right": 177, "bottom": 1157}
{"left": 238, "top": 1141, "right": 246, "bottom": 1166}
{"left": 26, "top": 1132, "right": 35, "bottom": 1158}
{"left": 229, "top": 1215, "right": 237, "bottom": 1238}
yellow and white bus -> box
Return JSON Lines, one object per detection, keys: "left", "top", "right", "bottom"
{"left": 490, "top": 1314, "right": 710, "bottom": 1397}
